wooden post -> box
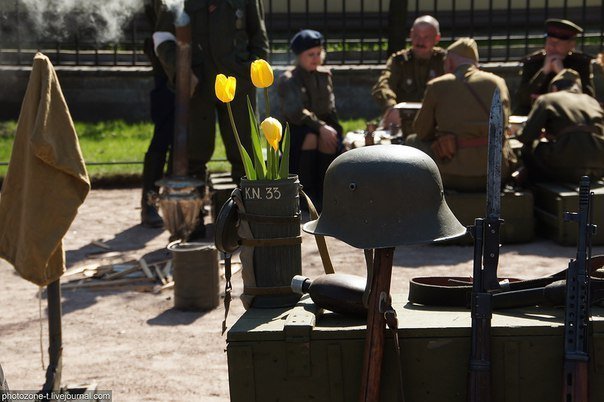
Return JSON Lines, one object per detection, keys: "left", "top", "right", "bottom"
{"left": 358, "top": 247, "right": 395, "bottom": 402}
{"left": 42, "top": 279, "right": 62, "bottom": 393}
{"left": 387, "top": 0, "right": 408, "bottom": 56}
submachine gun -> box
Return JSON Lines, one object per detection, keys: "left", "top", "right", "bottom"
{"left": 467, "top": 88, "right": 504, "bottom": 402}
{"left": 562, "top": 176, "right": 597, "bottom": 402}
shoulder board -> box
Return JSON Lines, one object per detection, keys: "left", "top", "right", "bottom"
{"left": 433, "top": 47, "right": 447, "bottom": 57}
{"left": 567, "top": 51, "right": 594, "bottom": 62}
{"left": 392, "top": 48, "right": 411, "bottom": 62}
{"left": 524, "top": 49, "right": 546, "bottom": 62}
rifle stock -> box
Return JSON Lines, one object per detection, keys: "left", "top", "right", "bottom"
{"left": 359, "top": 247, "right": 395, "bottom": 402}
{"left": 562, "top": 176, "right": 594, "bottom": 402}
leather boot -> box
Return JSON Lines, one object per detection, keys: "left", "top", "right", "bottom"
{"left": 141, "top": 151, "right": 166, "bottom": 228}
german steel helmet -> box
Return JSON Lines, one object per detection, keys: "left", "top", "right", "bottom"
{"left": 303, "top": 145, "right": 466, "bottom": 249}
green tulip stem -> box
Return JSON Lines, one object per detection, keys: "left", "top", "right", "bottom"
{"left": 264, "top": 87, "right": 271, "bottom": 119}
{"left": 227, "top": 102, "right": 248, "bottom": 172}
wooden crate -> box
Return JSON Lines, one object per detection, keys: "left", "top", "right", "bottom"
{"left": 227, "top": 295, "right": 604, "bottom": 402}
{"left": 207, "top": 172, "right": 237, "bottom": 222}
{"left": 533, "top": 180, "right": 604, "bottom": 246}
{"left": 444, "top": 189, "right": 535, "bottom": 244}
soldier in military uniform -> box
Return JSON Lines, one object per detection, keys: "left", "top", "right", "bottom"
{"left": 517, "top": 69, "right": 604, "bottom": 184}
{"left": 371, "top": 15, "right": 445, "bottom": 133}
{"left": 152, "top": 0, "right": 268, "bottom": 238}
{"left": 408, "top": 38, "right": 516, "bottom": 191}
{"left": 594, "top": 52, "right": 604, "bottom": 107}
{"left": 277, "top": 30, "right": 342, "bottom": 210}
{"left": 140, "top": 0, "right": 174, "bottom": 228}
{"left": 153, "top": 0, "right": 269, "bottom": 183}
{"left": 514, "top": 18, "right": 594, "bottom": 115}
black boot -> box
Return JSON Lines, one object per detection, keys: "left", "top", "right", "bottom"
{"left": 141, "top": 151, "right": 166, "bottom": 228}
{"left": 298, "top": 150, "right": 319, "bottom": 211}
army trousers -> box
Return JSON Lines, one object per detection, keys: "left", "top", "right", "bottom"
{"left": 523, "top": 133, "right": 604, "bottom": 183}
{"left": 187, "top": 78, "right": 256, "bottom": 183}
{"left": 406, "top": 134, "right": 492, "bottom": 192}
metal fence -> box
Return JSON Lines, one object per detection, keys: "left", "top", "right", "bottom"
{"left": 0, "top": 0, "right": 602, "bottom": 67}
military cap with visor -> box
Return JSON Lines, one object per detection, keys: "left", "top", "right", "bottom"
{"left": 545, "top": 18, "right": 583, "bottom": 40}
{"left": 290, "top": 29, "right": 324, "bottom": 55}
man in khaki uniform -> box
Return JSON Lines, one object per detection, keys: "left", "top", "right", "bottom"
{"left": 408, "top": 38, "right": 516, "bottom": 191}
{"left": 153, "top": 0, "right": 269, "bottom": 183}
{"left": 517, "top": 69, "right": 604, "bottom": 183}
{"left": 514, "top": 19, "right": 594, "bottom": 115}
{"left": 372, "top": 15, "right": 445, "bottom": 132}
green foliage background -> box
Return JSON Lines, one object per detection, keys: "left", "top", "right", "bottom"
{"left": 0, "top": 119, "right": 366, "bottom": 180}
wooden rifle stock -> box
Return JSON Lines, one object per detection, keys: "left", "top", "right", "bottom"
{"left": 359, "top": 247, "right": 395, "bottom": 402}
{"left": 562, "top": 176, "right": 594, "bottom": 402}
{"left": 467, "top": 218, "right": 494, "bottom": 402}
{"left": 563, "top": 359, "right": 589, "bottom": 402}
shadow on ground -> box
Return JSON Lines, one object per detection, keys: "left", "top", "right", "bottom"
{"left": 66, "top": 224, "right": 165, "bottom": 266}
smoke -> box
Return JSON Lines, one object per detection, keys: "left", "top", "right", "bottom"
{"left": 162, "top": 0, "right": 189, "bottom": 27}
{"left": 19, "top": 0, "right": 144, "bottom": 43}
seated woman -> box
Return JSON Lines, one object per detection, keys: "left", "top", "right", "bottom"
{"left": 277, "top": 29, "right": 342, "bottom": 210}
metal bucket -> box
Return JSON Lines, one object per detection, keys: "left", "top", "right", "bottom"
{"left": 239, "top": 175, "right": 302, "bottom": 308}
{"left": 168, "top": 240, "right": 219, "bottom": 311}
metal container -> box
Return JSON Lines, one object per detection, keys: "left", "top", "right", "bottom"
{"left": 168, "top": 240, "right": 219, "bottom": 311}
{"left": 239, "top": 175, "right": 302, "bottom": 308}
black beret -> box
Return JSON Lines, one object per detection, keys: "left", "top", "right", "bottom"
{"left": 545, "top": 18, "right": 583, "bottom": 40}
{"left": 290, "top": 29, "right": 324, "bottom": 55}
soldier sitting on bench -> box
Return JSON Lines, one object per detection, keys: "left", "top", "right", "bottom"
{"left": 407, "top": 38, "right": 517, "bottom": 191}
{"left": 516, "top": 68, "right": 604, "bottom": 184}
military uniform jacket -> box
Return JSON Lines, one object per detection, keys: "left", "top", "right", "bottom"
{"left": 518, "top": 89, "right": 604, "bottom": 169}
{"left": 155, "top": 0, "right": 269, "bottom": 84}
{"left": 414, "top": 64, "right": 514, "bottom": 176}
{"left": 372, "top": 47, "right": 445, "bottom": 110}
{"left": 277, "top": 65, "right": 339, "bottom": 132}
{"left": 514, "top": 49, "right": 594, "bottom": 115}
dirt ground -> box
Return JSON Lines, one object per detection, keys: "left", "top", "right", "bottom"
{"left": 1, "top": 188, "right": 603, "bottom": 401}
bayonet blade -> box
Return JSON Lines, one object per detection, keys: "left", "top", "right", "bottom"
{"left": 486, "top": 88, "right": 503, "bottom": 220}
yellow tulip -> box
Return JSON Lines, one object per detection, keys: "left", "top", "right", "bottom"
{"left": 215, "top": 74, "right": 236, "bottom": 103}
{"left": 261, "top": 117, "right": 282, "bottom": 151}
{"left": 250, "top": 59, "right": 274, "bottom": 88}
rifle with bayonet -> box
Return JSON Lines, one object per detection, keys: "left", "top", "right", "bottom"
{"left": 467, "top": 88, "right": 504, "bottom": 402}
{"left": 562, "top": 176, "right": 596, "bottom": 402}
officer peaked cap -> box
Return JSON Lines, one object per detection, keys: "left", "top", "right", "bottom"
{"left": 291, "top": 29, "right": 324, "bottom": 55}
{"left": 545, "top": 19, "right": 583, "bottom": 40}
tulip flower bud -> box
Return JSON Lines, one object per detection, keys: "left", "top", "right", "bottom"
{"left": 215, "top": 74, "right": 237, "bottom": 103}
{"left": 261, "top": 117, "right": 283, "bottom": 151}
{"left": 250, "top": 59, "right": 274, "bottom": 88}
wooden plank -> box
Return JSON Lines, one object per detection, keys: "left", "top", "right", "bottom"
{"left": 61, "top": 278, "right": 155, "bottom": 290}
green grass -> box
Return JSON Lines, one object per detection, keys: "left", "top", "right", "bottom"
{"left": 0, "top": 119, "right": 366, "bottom": 180}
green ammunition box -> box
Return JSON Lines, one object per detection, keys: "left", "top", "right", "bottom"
{"left": 444, "top": 190, "right": 535, "bottom": 244}
{"left": 207, "top": 172, "right": 237, "bottom": 222}
{"left": 227, "top": 295, "right": 604, "bottom": 402}
{"left": 533, "top": 181, "right": 604, "bottom": 246}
